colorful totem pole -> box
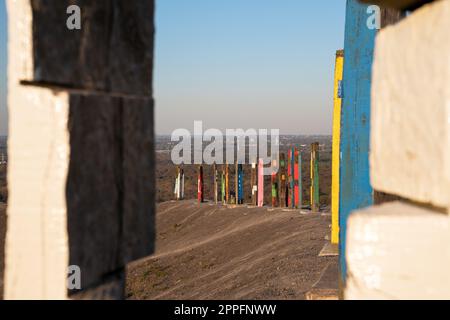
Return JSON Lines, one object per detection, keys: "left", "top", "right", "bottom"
{"left": 251, "top": 161, "right": 258, "bottom": 206}
{"left": 278, "top": 153, "right": 287, "bottom": 207}
{"left": 213, "top": 163, "right": 219, "bottom": 204}
{"left": 234, "top": 162, "right": 239, "bottom": 205}
{"left": 237, "top": 164, "right": 244, "bottom": 205}
{"left": 287, "top": 150, "right": 292, "bottom": 208}
{"left": 290, "top": 148, "right": 300, "bottom": 209}
{"left": 332, "top": 49, "right": 344, "bottom": 244}
{"left": 198, "top": 165, "right": 204, "bottom": 204}
{"left": 257, "top": 159, "right": 264, "bottom": 207}
{"left": 174, "top": 166, "right": 180, "bottom": 200}
{"left": 174, "top": 166, "right": 185, "bottom": 200}
{"left": 271, "top": 158, "right": 279, "bottom": 207}
{"left": 310, "top": 143, "right": 320, "bottom": 212}
{"left": 298, "top": 151, "right": 302, "bottom": 209}
{"left": 221, "top": 168, "right": 226, "bottom": 204}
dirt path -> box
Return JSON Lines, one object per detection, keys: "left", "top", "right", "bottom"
{"left": 126, "top": 200, "right": 337, "bottom": 300}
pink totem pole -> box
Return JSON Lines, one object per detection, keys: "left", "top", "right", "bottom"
{"left": 258, "top": 159, "right": 264, "bottom": 207}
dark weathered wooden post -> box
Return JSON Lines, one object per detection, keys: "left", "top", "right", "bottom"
{"left": 5, "top": 0, "right": 155, "bottom": 299}
{"left": 310, "top": 143, "right": 320, "bottom": 212}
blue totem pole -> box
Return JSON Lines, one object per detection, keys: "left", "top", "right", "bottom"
{"left": 238, "top": 164, "right": 244, "bottom": 205}
{"left": 339, "top": 0, "right": 378, "bottom": 280}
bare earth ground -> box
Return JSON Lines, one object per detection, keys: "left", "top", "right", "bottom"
{"left": 0, "top": 137, "right": 333, "bottom": 300}
{"left": 126, "top": 200, "right": 337, "bottom": 300}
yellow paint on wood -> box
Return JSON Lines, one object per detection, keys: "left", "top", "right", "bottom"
{"left": 331, "top": 50, "right": 344, "bottom": 245}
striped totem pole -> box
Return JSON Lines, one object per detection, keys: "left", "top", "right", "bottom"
{"left": 257, "top": 159, "right": 264, "bottom": 207}
{"left": 251, "top": 161, "right": 258, "bottom": 206}
{"left": 331, "top": 49, "right": 344, "bottom": 244}
{"left": 279, "top": 153, "right": 287, "bottom": 207}
{"left": 271, "top": 159, "right": 279, "bottom": 207}
{"left": 198, "top": 165, "right": 204, "bottom": 204}
{"left": 293, "top": 148, "right": 300, "bottom": 209}
{"left": 310, "top": 143, "right": 320, "bottom": 212}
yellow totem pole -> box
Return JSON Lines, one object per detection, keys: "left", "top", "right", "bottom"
{"left": 331, "top": 50, "right": 344, "bottom": 245}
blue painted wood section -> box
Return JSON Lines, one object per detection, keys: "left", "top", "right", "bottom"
{"left": 238, "top": 164, "right": 244, "bottom": 204}
{"left": 339, "top": 0, "right": 376, "bottom": 280}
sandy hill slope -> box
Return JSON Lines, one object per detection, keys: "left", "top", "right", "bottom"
{"left": 126, "top": 200, "right": 337, "bottom": 300}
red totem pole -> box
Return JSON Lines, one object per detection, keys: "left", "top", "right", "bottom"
{"left": 198, "top": 165, "right": 204, "bottom": 203}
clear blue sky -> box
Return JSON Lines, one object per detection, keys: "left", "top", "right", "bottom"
{"left": 0, "top": 0, "right": 346, "bottom": 136}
